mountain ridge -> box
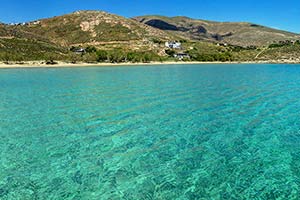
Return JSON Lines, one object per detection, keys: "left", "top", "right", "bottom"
{"left": 133, "top": 15, "right": 300, "bottom": 46}
{"left": 1, "top": 10, "right": 177, "bottom": 46}
{"left": 1, "top": 10, "right": 299, "bottom": 47}
{"left": 1, "top": 10, "right": 300, "bottom": 63}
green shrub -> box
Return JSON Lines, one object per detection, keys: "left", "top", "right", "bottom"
{"left": 96, "top": 50, "right": 108, "bottom": 62}
{"left": 152, "top": 39, "right": 164, "bottom": 44}
{"left": 269, "top": 43, "right": 285, "bottom": 48}
{"left": 85, "top": 46, "right": 97, "bottom": 53}
{"left": 165, "top": 49, "right": 175, "bottom": 57}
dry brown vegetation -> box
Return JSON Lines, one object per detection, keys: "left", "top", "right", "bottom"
{"left": 0, "top": 10, "right": 300, "bottom": 63}
{"left": 134, "top": 15, "right": 300, "bottom": 47}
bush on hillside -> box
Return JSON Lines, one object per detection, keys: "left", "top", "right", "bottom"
{"left": 165, "top": 49, "right": 175, "bottom": 57}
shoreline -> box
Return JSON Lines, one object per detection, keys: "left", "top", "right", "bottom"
{"left": 0, "top": 60, "right": 300, "bottom": 68}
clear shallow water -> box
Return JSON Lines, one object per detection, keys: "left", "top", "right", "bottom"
{"left": 1, "top": 64, "right": 300, "bottom": 199}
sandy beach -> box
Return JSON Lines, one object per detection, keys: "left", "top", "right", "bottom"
{"left": 0, "top": 60, "right": 299, "bottom": 69}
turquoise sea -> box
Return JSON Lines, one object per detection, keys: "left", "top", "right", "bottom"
{"left": 1, "top": 64, "right": 300, "bottom": 199}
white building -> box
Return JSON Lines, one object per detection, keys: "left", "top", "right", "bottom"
{"left": 32, "top": 21, "right": 41, "bottom": 25}
{"left": 165, "top": 41, "right": 181, "bottom": 49}
{"left": 174, "top": 53, "right": 190, "bottom": 60}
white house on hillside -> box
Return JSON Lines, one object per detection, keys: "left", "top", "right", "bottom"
{"left": 174, "top": 53, "right": 190, "bottom": 60}
{"left": 165, "top": 41, "right": 181, "bottom": 49}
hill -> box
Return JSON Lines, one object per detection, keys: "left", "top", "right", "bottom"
{"left": 0, "top": 11, "right": 180, "bottom": 62}
{"left": 0, "top": 11, "right": 300, "bottom": 63}
{"left": 1, "top": 11, "right": 177, "bottom": 48}
{"left": 133, "top": 15, "right": 300, "bottom": 47}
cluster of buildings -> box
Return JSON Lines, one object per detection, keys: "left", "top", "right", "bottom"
{"left": 71, "top": 40, "right": 191, "bottom": 60}
{"left": 165, "top": 41, "right": 190, "bottom": 60}
{"left": 216, "top": 43, "right": 228, "bottom": 47}
{"left": 8, "top": 22, "right": 26, "bottom": 26}
{"left": 7, "top": 20, "right": 40, "bottom": 26}
{"left": 278, "top": 40, "right": 300, "bottom": 45}
{"left": 174, "top": 53, "right": 190, "bottom": 60}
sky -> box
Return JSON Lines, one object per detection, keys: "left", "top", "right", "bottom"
{"left": 0, "top": 0, "right": 299, "bottom": 33}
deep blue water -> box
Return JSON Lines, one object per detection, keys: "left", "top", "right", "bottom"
{"left": 1, "top": 64, "right": 300, "bottom": 199}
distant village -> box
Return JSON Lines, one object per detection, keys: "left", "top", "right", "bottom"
{"left": 70, "top": 41, "right": 191, "bottom": 60}
{"left": 69, "top": 38, "right": 300, "bottom": 62}
{"left": 7, "top": 20, "right": 40, "bottom": 26}
{"left": 164, "top": 41, "right": 190, "bottom": 60}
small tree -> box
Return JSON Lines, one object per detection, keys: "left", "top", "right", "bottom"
{"left": 96, "top": 50, "right": 108, "bottom": 62}
{"left": 83, "top": 53, "right": 97, "bottom": 63}
{"left": 70, "top": 53, "right": 80, "bottom": 64}
{"left": 165, "top": 49, "right": 175, "bottom": 57}
{"left": 86, "top": 46, "right": 97, "bottom": 53}
{"left": 70, "top": 46, "right": 77, "bottom": 52}
{"left": 2, "top": 52, "right": 10, "bottom": 63}
{"left": 107, "top": 50, "right": 127, "bottom": 63}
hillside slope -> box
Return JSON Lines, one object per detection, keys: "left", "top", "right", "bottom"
{"left": 0, "top": 11, "right": 177, "bottom": 48}
{"left": 0, "top": 11, "right": 300, "bottom": 63}
{"left": 133, "top": 15, "right": 300, "bottom": 47}
{"left": 0, "top": 11, "right": 180, "bottom": 61}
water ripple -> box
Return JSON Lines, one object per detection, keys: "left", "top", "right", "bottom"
{"left": 1, "top": 64, "right": 300, "bottom": 199}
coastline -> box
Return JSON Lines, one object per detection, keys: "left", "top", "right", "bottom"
{"left": 0, "top": 60, "right": 300, "bottom": 68}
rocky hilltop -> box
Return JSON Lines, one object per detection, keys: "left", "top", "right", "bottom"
{"left": 1, "top": 11, "right": 176, "bottom": 46}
